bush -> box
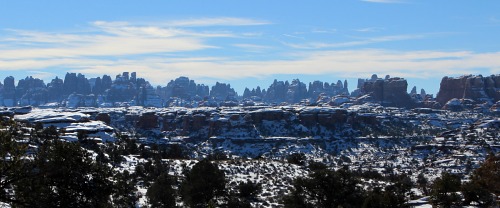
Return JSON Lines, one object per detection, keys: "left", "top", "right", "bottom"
{"left": 283, "top": 168, "right": 364, "bottom": 208}
{"left": 238, "top": 180, "right": 261, "bottom": 199}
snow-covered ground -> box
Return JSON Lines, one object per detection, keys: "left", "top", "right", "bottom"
{"left": 5, "top": 105, "right": 499, "bottom": 207}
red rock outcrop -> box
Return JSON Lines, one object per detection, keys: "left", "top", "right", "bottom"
{"left": 436, "top": 75, "right": 500, "bottom": 105}
{"left": 299, "top": 108, "right": 348, "bottom": 127}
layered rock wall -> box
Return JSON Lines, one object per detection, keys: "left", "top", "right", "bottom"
{"left": 436, "top": 75, "right": 500, "bottom": 105}
{"left": 359, "top": 76, "right": 414, "bottom": 107}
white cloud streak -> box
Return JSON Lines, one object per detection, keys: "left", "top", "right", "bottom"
{"left": 0, "top": 18, "right": 272, "bottom": 61}
{"left": 0, "top": 20, "right": 240, "bottom": 60}
{"left": 162, "top": 17, "right": 271, "bottom": 27}
{"left": 0, "top": 36, "right": 210, "bottom": 60}
{"left": 311, "top": 29, "right": 337, "bottom": 34}
{"left": 232, "top": 44, "right": 272, "bottom": 52}
{"left": 9, "top": 49, "right": 494, "bottom": 85}
{"left": 0, "top": 17, "right": 498, "bottom": 87}
{"left": 284, "top": 34, "right": 426, "bottom": 49}
{"left": 356, "top": 27, "right": 384, "bottom": 33}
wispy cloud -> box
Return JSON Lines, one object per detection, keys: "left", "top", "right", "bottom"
{"left": 241, "top": 32, "right": 263, "bottom": 37}
{"left": 163, "top": 17, "right": 271, "bottom": 27}
{"left": 1, "top": 37, "right": 500, "bottom": 85}
{"left": 356, "top": 27, "right": 384, "bottom": 33}
{"left": 0, "top": 19, "right": 260, "bottom": 60}
{"left": 0, "top": 17, "right": 275, "bottom": 61}
{"left": 284, "top": 34, "right": 426, "bottom": 49}
{"left": 0, "top": 35, "right": 210, "bottom": 60}
{"left": 233, "top": 44, "right": 272, "bottom": 52}
{"left": 282, "top": 34, "right": 305, "bottom": 39}
{"left": 92, "top": 21, "right": 235, "bottom": 38}
{"left": 361, "top": 0, "right": 406, "bottom": 3}
{"left": 12, "top": 49, "right": 495, "bottom": 85}
{"left": 311, "top": 29, "right": 337, "bottom": 34}
{"left": 28, "top": 71, "right": 59, "bottom": 80}
{"left": 1, "top": 17, "right": 498, "bottom": 88}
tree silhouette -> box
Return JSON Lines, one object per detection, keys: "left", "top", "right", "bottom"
{"left": 287, "top": 153, "right": 306, "bottom": 166}
{"left": 471, "top": 153, "right": 500, "bottom": 196}
{"left": 112, "top": 170, "right": 138, "bottom": 207}
{"left": 429, "top": 172, "right": 462, "bottom": 208}
{"left": 283, "top": 167, "right": 363, "bottom": 208}
{"left": 417, "top": 173, "right": 428, "bottom": 195}
{"left": 0, "top": 123, "right": 31, "bottom": 205}
{"left": 181, "top": 159, "right": 226, "bottom": 208}
{"left": 147, "top": 173, "right": 177, "bottom": 208}
{"left": 14, "top": 140, "right": 113, "bottom": 208}
{"left": 237, "top": 180, "right": 261, "bottom": 199}
{"left": 461, "top": 154, "right": 499, "bottom": 207}
{"left": 461, "top": 180, "right": 495, "bottom": 207}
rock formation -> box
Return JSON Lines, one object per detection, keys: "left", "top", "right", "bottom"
{"left": 265, "top": 80, "right": 289, "bottom": 104}
{"left": 307, "top": 80, "right": 349, "bottom": 101}
{"left": 436, "top": 75, "right": 500, "bottom": 105}
{"left": 16, "top": 76, "right": 47, "bottom": 106}
{"left": 3, "top": 76, "right": 16, "bottom": 106}
{"left": 158, "top": 77, "right": 209, "bottom": 100}
{"left": 286, "top": 79, "right": 308, "bottom": 104}
{"left": 47, "top": 77, "right": 64, "bottom": 102}
{"left": 210, "top": 82, "right": 237, "bottom": 101}
{"left": 356, "top": 75, "right": 414, "bottom": 108}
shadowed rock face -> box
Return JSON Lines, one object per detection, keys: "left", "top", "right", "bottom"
{"left": 95, "top": 113, "right": 111, "bottom": 125}
{"left": 137, "top": 112, "right": 158, "bottom": 130}
{"left": 360, "top": 77, "right": 414, "bottom": 108}
{"left": 151, "top": 107, "right": 355, "bottom": 139}
{"left": 436, "top": 75, "right": 500, "bottom": 105}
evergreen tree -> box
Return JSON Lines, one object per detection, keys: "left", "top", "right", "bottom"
{"left": 307, "top": 161, "right": 327, "bottom": 171}
{"left": 224, "top": 196, "right": 251, "bottom": 208}
{"left": 181, "top": 159, "right": 226, "bottom": 208}
{"left": 14, "top": 140, "right": 113, "bottom": 208}
{"left": 283, "top": 167, "right": 364, "bottom": 208}
{"left": 147, "top": 173, "right": 177, "bottom": 208}
{"left": 112, "top": 170, "right": 138, "bottom": 207}
{"left": 461, "top": 154, "right": 499, "bottom": 207}
{"left": 362, "top": 187, "right": 385, "bottom": 208}
{"left": 461, "top": 181, "right": 495, "bottom": 207}
{"left": 386, "top": 174, "right": 412, "bottom": 207}
{"left": 470, "top": 153, "right": 500, "bottom": 196}
{"left": 0, "top": 123, "right": 31, "bottom": 205}
{"left": 287, "top": 153, "right": 306, "bottom": 166}
{"left": 429, "top": 172, "right": 462, "bottom": 208}
{"left": 237, "top": 180, "right": 261, "bottom": 200}
{"left": 417, "top": 173, "right": 428, "bottom": 195}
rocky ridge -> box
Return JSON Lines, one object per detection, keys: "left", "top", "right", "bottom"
{"left": 436, "top": 74, "right": 500, "bottom": 105}
{"left": 4, "top": 72, "right": 500, "bottom": 112}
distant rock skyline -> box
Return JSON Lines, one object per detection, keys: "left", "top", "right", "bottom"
{"left": 1, "top": 71, "right": 499, "bottom": 109}
{"left": 0, "top": 71, "right": 353, "bottom": 107}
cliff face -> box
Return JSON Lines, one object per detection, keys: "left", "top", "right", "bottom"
{"left": 436, "top": 75, "right": 500, "bottom": 105}
{"left": 119, "top": 107, "right": 356, "bottom": 139}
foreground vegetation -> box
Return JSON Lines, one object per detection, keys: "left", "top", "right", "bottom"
{"left": 0, "top": 118, "right": 498, "bottom": 207}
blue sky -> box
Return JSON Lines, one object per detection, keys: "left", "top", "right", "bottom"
{"left": 1, "top": 0, "right": 500, "bottom": 95}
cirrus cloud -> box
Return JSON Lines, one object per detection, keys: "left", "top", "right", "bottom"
{"left": 0, "top": 17, "right": 498, "bottom": 90}
{"left": 47, "top": 49, "right": 500, "bottom": 86}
